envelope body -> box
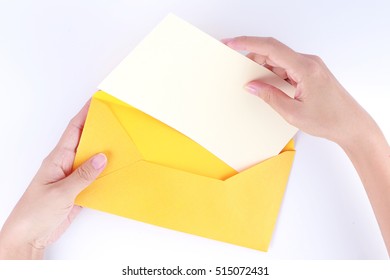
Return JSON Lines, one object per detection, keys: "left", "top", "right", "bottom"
{"left": 73, "top": 91, "right": 295, "bottom": 251}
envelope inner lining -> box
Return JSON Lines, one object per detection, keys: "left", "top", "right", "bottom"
{"left": 96, "top": 91, "right": 239, "bottom": 180}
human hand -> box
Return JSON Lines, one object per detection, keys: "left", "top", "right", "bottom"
{"left": 223, "top": 36, "right": 378, "bottom": 147}
{"left": 223, "top": 37, "right": 390, "bottom": 255}
{"left": 0, "top": 102, "right": 107, "bottom": 259}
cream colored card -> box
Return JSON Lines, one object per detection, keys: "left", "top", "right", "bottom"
{"left": 98, "top": 14, "right": 297, "bottom": 171}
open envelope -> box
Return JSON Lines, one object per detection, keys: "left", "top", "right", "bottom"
{"left": 74, "top": 91, "right": 295, "bottom": 251}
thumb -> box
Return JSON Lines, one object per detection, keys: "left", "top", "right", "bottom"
{"left": 245, "top": 80, "right": 298, "bottom": 124}
{"left": 59, "top": 153, "right": 107, "bottom": 198}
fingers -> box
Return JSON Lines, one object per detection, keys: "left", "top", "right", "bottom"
{"left": 57, "top": 153, "right": 107, "bottom": 198}
{"left": 246, "top": 52, "right": 278, "bottom": 67}
{"left": 55, "top": 100, "right": 91, "bottom": 154}
{"left": 223, "top": 36, "right": 304, "bottom": 81}
{"left": 246, "top": 52, "right": 289, "bottom": 81}
{"left": 43, "top": 100, "right": 91, "bottom": 176}
{"left": 246, "top": 80, "right": 299, "bottom": 125}
{"left": 246, "top": 52, "right": 265, "bottom": 64}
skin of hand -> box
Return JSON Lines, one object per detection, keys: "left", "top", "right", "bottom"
{"left": 0, "top": 102, "right": 107, "bottom": 259}
{"left": 223, "top": 36, "right": 390, "bottom": 255}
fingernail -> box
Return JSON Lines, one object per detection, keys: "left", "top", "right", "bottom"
{"left": 245, "top": 83, "right": 259, "bottom": 95}
{"left": 221, "top": 38, "right": 234, "bottom": 45}
{"left": 91, "top": 153, "right": 107, "bottom": 170}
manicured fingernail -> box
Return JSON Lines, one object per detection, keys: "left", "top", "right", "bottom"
{"left": 91, "top": 153, "right": 107, "bottom": 170}
{"left": 245, "top": 83, "right": 259, "bottom": 95}
{"left": 221, "top": 38, "right": 234, "bottom": 45}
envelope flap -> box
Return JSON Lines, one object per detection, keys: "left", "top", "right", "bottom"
{"left": 74, "top": 95, "right": 143, "bottom": 176}
{"left": 76, "top": 146, "right": 295, "bottom": 251}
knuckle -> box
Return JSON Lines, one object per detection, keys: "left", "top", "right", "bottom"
{"left": 68, "top": 117, "right": 76, "bottom": 128}
{"left": 76, "top": 165, "right": 94, "bottom": 182}
{"left": 41, "top": 153, "right": 54, "bottom": 168}
{"left": 307, "top": 57, "right": 319, "bottom": 69}
{"left": 263, "top": 37, "right": 280, "bottom": 56}
{"left": 261, "top": 88, "right": 273, "bottom": 104}
{"left": 68, "top": 116, "right": 82, "bottom": 131}
{"left": 69, "top": 114, "right": 80, "bottom": 124}
{"left": 234, "top": 35, "right": 250, "bottom": 46}
{"left": 264, "top": 36, "right": 276, "bottom": 44}
{"left": 237, "top": 35, "right": 249, "bottom": 42}
{"left": 307, "top": 54, "right": 324, "bottom": 65}
{"left": 310, "top": 54, "right": 322, "bottom": 63}
{"left": 303, "top": 55, "right": 323, "bottom": 76}
{"left": 41, "top": 155, "right": 50, "bottom": 166}
{"left": 264, "top": 37, "right": 278, "bottom": 48}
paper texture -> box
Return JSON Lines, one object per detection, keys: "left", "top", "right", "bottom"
{"left": 98, "top": 14, "right": 297, "bottom": 171}
{"left": 74, "top": 91, "right": 295, "bottom": 251}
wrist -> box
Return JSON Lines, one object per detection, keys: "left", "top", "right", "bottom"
{"left": 338, "top": 118, "right": 386, "bottom": 156}
{"left": 332, "top": 100, "right": 382, "bottom": 151}
{"left": 0, "top": 230, "right": 45, "bottom": 260}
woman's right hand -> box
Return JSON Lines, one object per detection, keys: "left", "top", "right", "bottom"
{"left": 223, "top": 36, "right": 378, "bottom": 148}
{"left": 223, "top": 36, "right": 390, "bottom": 255}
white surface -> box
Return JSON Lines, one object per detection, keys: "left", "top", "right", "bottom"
{"left": 0, "top": 0, "right": 389, "bottom": 260}
{"left": 99, "top": 14, "right": 297, "bottom": 171}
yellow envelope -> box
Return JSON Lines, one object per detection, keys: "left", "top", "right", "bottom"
{"left": 74, "top": 91, "right": 295, "bottom": 251}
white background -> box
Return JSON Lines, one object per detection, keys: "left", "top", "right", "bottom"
{"left": 0, "top": 0, "right": 389, "bottom": 260}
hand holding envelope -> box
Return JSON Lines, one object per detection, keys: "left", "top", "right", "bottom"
{"left": 74, "top": 15, "right": 297, "bottom": 251}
